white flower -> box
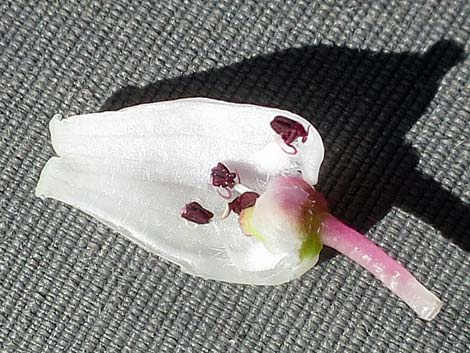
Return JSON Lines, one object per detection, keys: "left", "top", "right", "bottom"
{"left": 36, "top": 98, "right": 324, "bottom": 285}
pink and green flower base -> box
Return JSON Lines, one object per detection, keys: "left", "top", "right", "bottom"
{"left": 238, "top": 175, "right": 442, "bottom": 320}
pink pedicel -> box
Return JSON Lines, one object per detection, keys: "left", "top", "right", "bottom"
{"left": 270, "top": 115, "right": 309, "bottom": 153}
{"left": 264, "top": 175, "right": 442, "bottom": 320}
{"left": 181, "top": 202, "right": 214, "bottom": 224}
{"left": 319, "top": 215, "right": 442, "bottom": 320}
{"left": 228, "top": 192, "right": 260, "bottom": 215}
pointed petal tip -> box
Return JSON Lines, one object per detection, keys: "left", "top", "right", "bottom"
{"left": 52, "top": 113, "right": 64, "bottom": 122}
{"left": 35, "top": 157, "right": 58, "bottom": 199}
{"left": 49, "top": 113, "right": 65, "bottom": 132}
{"left": 49, "top": 114, "right": 65, "bottom": 157}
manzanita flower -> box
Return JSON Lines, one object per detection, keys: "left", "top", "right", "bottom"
{"left": 36, "top": 98, "right": 442, "bottom": 320}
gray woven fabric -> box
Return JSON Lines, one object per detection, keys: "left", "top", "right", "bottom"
{"left": 0, "top": 0, "right": 469, "bottom": 352}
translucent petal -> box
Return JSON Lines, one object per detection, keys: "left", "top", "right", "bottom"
{"left": 36, "top": 98, "right": 324, "bottom": 284}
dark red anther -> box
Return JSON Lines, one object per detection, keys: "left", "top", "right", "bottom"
{"left": 228, "top": 192, "right": 260, "bottom": 215}
{"left": 181, "top": 202, "right": 214, "bottom": 224}
{"left": 211, "top": 163, "right": 237, "bottom": 189}
{"left": 270, "top": 116, "right": 309, "bottom": 149}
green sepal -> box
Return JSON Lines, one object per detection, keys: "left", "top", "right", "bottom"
{"left": 300, "top": 234, "right": 323, "bottom": 261}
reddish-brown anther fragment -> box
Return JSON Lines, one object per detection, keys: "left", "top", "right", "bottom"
{"left": 211, "top": 163, "right": 237, "bottom": 189}
{"left": 181, "top": 202, "right": 214, "bottom": 224}
{"left": 270, "top": 116, "right": 309, "bottom": 147}
{"left": 228, "top": 192, "right": 260, "bottom": 215}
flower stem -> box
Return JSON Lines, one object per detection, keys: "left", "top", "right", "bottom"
{"left": 319, "top": 214, "right": 442, "bottom": 320}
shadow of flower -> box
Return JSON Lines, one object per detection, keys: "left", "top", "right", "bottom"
{"left": 101, "top": 40, "right": 468, "bottom": 251}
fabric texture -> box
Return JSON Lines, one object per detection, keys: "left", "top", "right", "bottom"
{"left": 0, "top": 1, "right": 469, "bottom": 352}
